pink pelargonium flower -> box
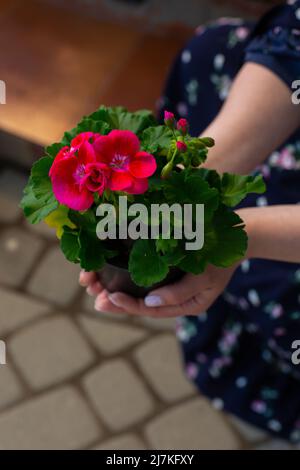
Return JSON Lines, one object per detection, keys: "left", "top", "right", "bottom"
{"left": 70, "top": 131, "right": 98, "bottom": 151}
{"left": 94, "top": 130, "right": 157, "bottom": 194}
{"left": 49, "top": 136, "right": 109, "bottom": 211}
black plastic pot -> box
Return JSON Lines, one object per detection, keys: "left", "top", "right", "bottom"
{"left": 97, "top": 262, "right": 183, "bottom": 298}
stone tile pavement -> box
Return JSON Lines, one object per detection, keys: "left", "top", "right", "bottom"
{"left": 0, "top": 167, "right": 276, "bottom": 450}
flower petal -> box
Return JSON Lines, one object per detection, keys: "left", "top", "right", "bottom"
{"left": 108, "top": 170, "right": 133, "bottom": 191}
{"left": 49, "top": 146, "right": 71, "bottom": 177}
{"left": 107, "top": 130, "right": 140, "bottom": 157}
{"left": 77, "top": 140, "right": 97, "bottom": 165}
{"left": 126, "top": 177, "right": 149, "bottom": 194}
{"left": 71, "top": 132, "right": 96, "bottom": 149}
{"left": 50, "top": 157, "right": 94, "bottom": 211}
{"left": 129, "top": 151, "right": 157, "bottom": 178}
{"left": 93, "top": 135, "right": 115, "bottom": 164}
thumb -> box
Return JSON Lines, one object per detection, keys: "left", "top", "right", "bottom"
{"left": 144, "top": 273, "right": 203, "bottom": 307}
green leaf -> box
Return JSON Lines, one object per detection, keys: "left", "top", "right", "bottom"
{"left": 177, "top": 249, "right": 207, "bottom": 275}
{"left": 78, "top": 230, "right": 106, "bottom": 271}
{"left": 60, "top": 228, "right": 80, "bottom": 262}
{"left": 155, "top": 237, "right": 178, "bottom": 254}
{"left": 44, "top": 205, "right": 76, "bottom": 238}
{"left": 86, "top": 106, "right": 111, "bottom": 124}
{"left": 20, "top": 180, "right": 58, "bottom": 224}
{"left": 207, "top": 208, "right": 248, "bottom": 267}
{"left": 141, "top": 126, "right": 173, "bottom": 153}
{"left": 162, "top": 249, "right": 185, "bottom": 267}
{"left": 221, "top": 173, "right": 266, "bottom": 207}
{"left": 30, "top": 156, "right": 54, "bottom": 200}
{"left": 129, "top": 239, "right": 169, "bottom": 287}
{"left": 45, "top": 142, "right": 64, "bottom": 158}
{"left": 196, "top": 168, "right": 221, "bottom": 191}
{"left": 61, "top": 128, "right": 79, "bottom": 146}
{"left": 104, "top": 106, "right": 127, "bottom": 128}
{"left": 155, "top": 238, "right": 185, "bottom": 266}
{"left": 107, "top": 108, "right": 156, "bottom": 134}
{"left": 177, "top": 207, "right": 247, "bottom": 273}
{"left": 68, "top": 209, "right": 97, "bottom": 233}
{"left": 164, "top": 170, "right": 219, "bottom": 222}
{"left": 76, "top": 118, "right": 110, "bottom": 135}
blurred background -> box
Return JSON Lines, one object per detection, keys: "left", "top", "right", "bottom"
{"left": 0, "top": 0, "right": 282, "bottom": 450}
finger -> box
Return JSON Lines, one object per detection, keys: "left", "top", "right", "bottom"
{"left": 79, "top": 270, "right": 97, "bottom": 287}
{"left": 144, "top": 273, "right": 206, "bottom": 308}
{"left": 94, "top": 289, "right": 128, "bottom": 315}
{"left": 107, "top": 292, "right": 146, "bottom": 316}
{"left": 86, "top": 281, "right": 103, "bottom": 296}
{"left": 108, "top": 291, "right": 206, "bottom": 317}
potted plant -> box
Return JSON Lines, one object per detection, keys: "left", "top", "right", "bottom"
{"left": 21, "top": 106, "right": 265, "bottom": 297}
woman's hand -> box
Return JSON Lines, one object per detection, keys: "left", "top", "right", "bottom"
{"left": 79, "top": 264, "right": 237, "bottom": 318}
{"left": 79, "top": 205, "right": 300, "bottom": 317}
{"left": 79, "top": 270, "right": 102, "bottom": 296}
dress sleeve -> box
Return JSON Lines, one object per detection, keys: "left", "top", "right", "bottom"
{"left": 244, "top": 0, "right": 300, "bottom": 88}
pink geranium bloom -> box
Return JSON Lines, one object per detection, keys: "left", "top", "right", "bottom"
{"left": 70, "top": 132, "right": 97, "bottom": 151}
{"left": 49, "top": 136, "right": 109, "bottom": 211}
{"left": 50, "top": 132, "right": 98, "bottom": 175}
{"left": 94, "top": 130, "right": 156, "bottom": 194}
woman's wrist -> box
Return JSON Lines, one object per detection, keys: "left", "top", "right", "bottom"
{"left": 236, "top": 207, "right": 260, "bottom": 260}
{"left": 236, "top": 205, "right": 300, "bottom": 264}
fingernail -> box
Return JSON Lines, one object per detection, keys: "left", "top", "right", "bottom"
{"left": 108, "top": 293, "right": 123, "bottom": 307}
{"left": 94, "top": 302, "right": 102, "bottom": 312}
{"left": 145, "top": 295, "right": 163, "bottom": 307}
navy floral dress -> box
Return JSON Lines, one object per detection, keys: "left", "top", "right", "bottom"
{"left": 158, "top": 0, "right": 300, "bottom": 441}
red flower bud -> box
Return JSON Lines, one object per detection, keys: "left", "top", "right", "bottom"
{"left": 176, "top": 141, "right": 187, "bottom": 153}
{"left": 177, "top": 118, "right": 189, "bottom": 135}
{"left": 164, "top": 110, "right": 175, "bottom": 128}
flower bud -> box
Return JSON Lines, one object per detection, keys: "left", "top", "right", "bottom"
{"left": 161, "top": 161, "right": 174, "bottom": 179}
{"left": 177, "top": 118, "right": 189, "bottom": 135}
{"left": 176, "top": 141, "right": 187, "bottom": 153}
{"left": 199, "top": 136, "right": 215, "bottom": 147}
{"left": 164, "top": 110, "right": 175, "bottom": 129}
{"left": 191, "top": 155, "right": 202, "bottom": 167}
{"left": 189, "top": 138, "right": 206, "bottom": 150}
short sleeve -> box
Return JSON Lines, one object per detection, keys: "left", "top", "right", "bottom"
{"left": 244, "top": 0, "right": 300, "bottom": 88}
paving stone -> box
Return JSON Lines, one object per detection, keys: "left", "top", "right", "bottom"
{"left": 94, "top": 433, "right": 146, "bottom": 450}
{"left": 25, "top": 219, "right": 58, "bottom": 240}
{"left": 0, "top": 227, "right": 44, "bottom": 287}
{"left": 0, "top": 287, "right": 49, "bottom": 336}
{"left": 27, "top": 246, "right": 80, "bottom": 305}
{"left": 83, "top": 359, "right": 155, "bottom": 431}
{"left": 78, "top": 314, "right": 148, "bottom": 356}
{"left": 9, "top": 316, "right": 94, "bottom": 390}
{"left": 0, "top": 386, "right": 101, "bottom": 449}
{"left": 145, "top": 397, "right": 241, "bottom": 450}
{"left": 0, "top": 365, "right": 24, "bottom": 410}
{"left": 83, "top": 294, "right": 128, "bottom": 321}
{"left": 254, "top": 439, "right": 292, "bottom": 450}
{"left": 228, "top": 415, "right": 268, "bottom": 444}
{"left": 134, "top": 334, "right": 196, "bottom": 403}
{"left": 0, "top": 169, "right": 27, "bottom": 223}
